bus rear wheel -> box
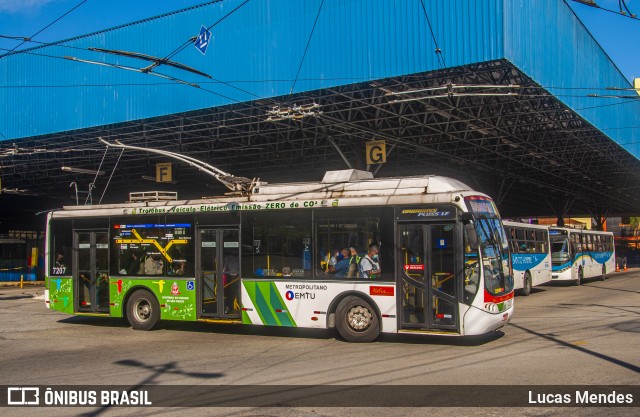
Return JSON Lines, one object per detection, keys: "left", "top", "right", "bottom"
{"left": 522, "top": 272, "right": 532, "bottom": 296}
{"left": 127, "top": 289, "right": 160, "bottom": 330}
{"left": 335, "top": 296, "right": 380, "bottom": 343}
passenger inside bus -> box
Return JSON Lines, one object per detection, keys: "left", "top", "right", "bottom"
{"left": 127, "top": 251, "right": 141, "bottom": 275}
{"left": 347, "top": 246, "right": 360, "bottom": 278}
{"left": 359, "top": 244, "right": 381, "bottom": 279}
{"left": 327, "top": 248, "right": 351, "bottom": 278}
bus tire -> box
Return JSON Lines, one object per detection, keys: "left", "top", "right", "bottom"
{"left": 575, "top": 268, "right": 583, "bottom": 286}
{"left": 126, "top": 289, "right": 160, "bottom": 330}
{"left": 335, "top": 296, "right": 380, "bottom": 343}
{"left": 600, "top": 265, "right": 606, "bottom": 281}
{"left": 522, "top": 272, "right": 532, "bottom": 296}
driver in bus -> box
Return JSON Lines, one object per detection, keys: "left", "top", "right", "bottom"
{"left": 55, "top": 253, "right": 65, "bottom": 268}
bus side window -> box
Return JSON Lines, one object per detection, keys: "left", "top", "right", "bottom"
{"left": 526, "top": 230, "right": 535, "bottom": 253}
{"left": 242, "top": 211, "right": 312, "bottom": 279}
{"left": 513, "top": 229, "right": 525, "bottom": 253}
{"left": 534, "top": 231, "right": 544, "bottom": 253}
{"left": 516, "top": 240, "right": 524, "bottom": 253}
{"left": 315, "top": 210, "right": 389, "bottom": 280}
{"left": 50, "top": 219, "right": 72, "bottom": 276}
{"left": 316, "top": 218, "right": 379, "bottom": 278}
{"left": 526, "top": 240, "right": 535, "bottom": 253}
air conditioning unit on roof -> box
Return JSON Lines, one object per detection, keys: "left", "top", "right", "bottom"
{"left": 321, "top": 169, "right": 373, "bottom": 183}
{"left": 129, "top": 191, "right": 178, "bottom": 202}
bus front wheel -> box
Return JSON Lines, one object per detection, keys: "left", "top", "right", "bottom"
{"left": 522, "top": 272, "right": 532, "bottom": 296}
{"left": 127, "top": 289, "right": 160, "bottom": 330}
{"left": 335, "top": 296, "right": 380, "bottom": 343}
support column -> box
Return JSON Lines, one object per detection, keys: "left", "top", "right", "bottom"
{"left": 545, "top": 195, "right": 574, "bottom": 227}
{"left": 590, "top": 207, "right": 609, "bottom": 231}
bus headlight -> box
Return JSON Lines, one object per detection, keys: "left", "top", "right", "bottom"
{"left": 483, "top": 297, "right": 513, "bottom": 314}
{"left": 483, "top": 303, "right": 499, "bottom": 314}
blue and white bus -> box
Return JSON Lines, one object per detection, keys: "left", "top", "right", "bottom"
{"left": 549, "top": 227, "right": 615, "bottom": 285}
{"left": 503, "top": 221, "right": 551, "bottom": 296}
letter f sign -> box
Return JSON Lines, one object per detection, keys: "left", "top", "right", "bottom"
{"left": 156, "top": 163, "right": 172, "bottom": 183}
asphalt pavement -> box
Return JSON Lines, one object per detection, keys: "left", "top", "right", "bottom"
{"left": 0, "top": 270, "right": 638, "bottom": 416}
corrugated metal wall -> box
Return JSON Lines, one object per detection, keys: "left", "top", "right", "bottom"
{"left": 1, "top": 0, "right": 637, "bottom": 159}
{"left": 504, "top": 0, "right": 640, "bottom": 156}
{"left": 0, "top": 0, "right": 503, "bottom": 139}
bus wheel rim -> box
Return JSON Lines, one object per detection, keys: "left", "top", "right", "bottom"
{"left": 346, "top": 305, "right": 372, "bottom": 331}
{"left": 135, "top": 299, "right": 151, "bottom": 321}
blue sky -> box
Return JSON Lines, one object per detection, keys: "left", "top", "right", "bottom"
{"left": 0, "top": 0, "right": 638, "bottom": 82}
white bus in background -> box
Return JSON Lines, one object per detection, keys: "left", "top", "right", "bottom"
{"left": 549, "top": 227, "right": 615, "bottom": 285}
{"left": 503, "top": 221, "right": 551, "bottom": 296}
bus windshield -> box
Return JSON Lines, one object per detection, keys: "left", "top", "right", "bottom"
{"left": 475, "top": 217, "right": 513, "bottom": 296}
{"left": 551, "top": 238, "right": 570, "bottom": 264}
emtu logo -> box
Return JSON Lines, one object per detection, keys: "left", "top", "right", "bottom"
{"left": 284, "top": 290, "right": 315, "bottom": 300}
{"left": 7, "top": 387, "right": 40, "bottom": 405}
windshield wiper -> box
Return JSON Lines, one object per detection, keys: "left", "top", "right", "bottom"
{"left": 477, "top": 215, "right": 507, "bottom": 273}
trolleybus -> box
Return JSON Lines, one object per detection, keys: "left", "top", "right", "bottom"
{"left": 503, "top": 221, "right": 551, "bottom": 296}
{"left": 44, "top": 170, "right": 514, "bottom": 342}
{"left": 549, "top": 227, "right": 615, "bottom": 285}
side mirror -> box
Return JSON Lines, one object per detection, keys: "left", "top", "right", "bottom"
{"left": 460, "top": 212, "right": 473, "bottom": 223}
{"left": 465, "top": 223, "right": 479, "bottom": 251}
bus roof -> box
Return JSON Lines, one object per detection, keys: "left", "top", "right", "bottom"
{"left": 52, "top": 170, "right": 485, "bottom": 217}
{"left": 251, "top": 170, "right": 471, "bottom": 197}
{"left": 502, "top": 221, "right": 550, "bottom": 230}
{"left": 549, "top": 226, "right": 613, "bottom": 235}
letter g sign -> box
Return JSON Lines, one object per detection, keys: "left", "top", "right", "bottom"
{"left": 366, "top": 140, "right": 386, "bottom": 165}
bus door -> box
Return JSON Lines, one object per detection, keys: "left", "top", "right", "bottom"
{"left": 197, "top": 228, "right": 241, "bottom": 318}
{"left": 74, "top": 230, "right": 110, "bottom": 314}
{"left": 397, "top": 223, "right": 458, "bottom": 331}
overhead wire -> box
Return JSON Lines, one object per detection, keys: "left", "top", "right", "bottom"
{"left": 419, "top": 0, "right": 446, "bottom": 68}
{"left": 160, "top": 0, "right": 253, "bottom": 63}
{"left": 98, "top": 148, "right": 124, "bottom": 204}
{"left": 0, "top": 77, "right": 638, "bottom": 99}
{"left": 1, "top": 0, "right": 638, "bottom": 188}
{"left": 1, "top": 83, "right": 636, "bottom": 153}
{"left": 1, "top": 10, "right": 636, "bottom": 206}
{"left": 570, "top": 0, "right": 639, "bottom": 20}
{"left": 0, "top": 36, "right": 90, "bottom": 53}
{"left": 290, "top": 0, "right": 326, "bottom": 95}
{"left": 0, "top": 0, "right": 89, "bottom": 58}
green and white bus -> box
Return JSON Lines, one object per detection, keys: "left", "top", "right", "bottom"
{"left": 45, "top": 169, "right": 514, "bottom": 342}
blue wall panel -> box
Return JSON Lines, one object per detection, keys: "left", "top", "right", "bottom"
{"left": 504, "top": 0, "right": 640, "bottom": 157}
{"left": 0, "top": 0, "right": 503, "bottom": 140}
{"left": 1, "top": 0, "right": 638, "bottom": 161}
